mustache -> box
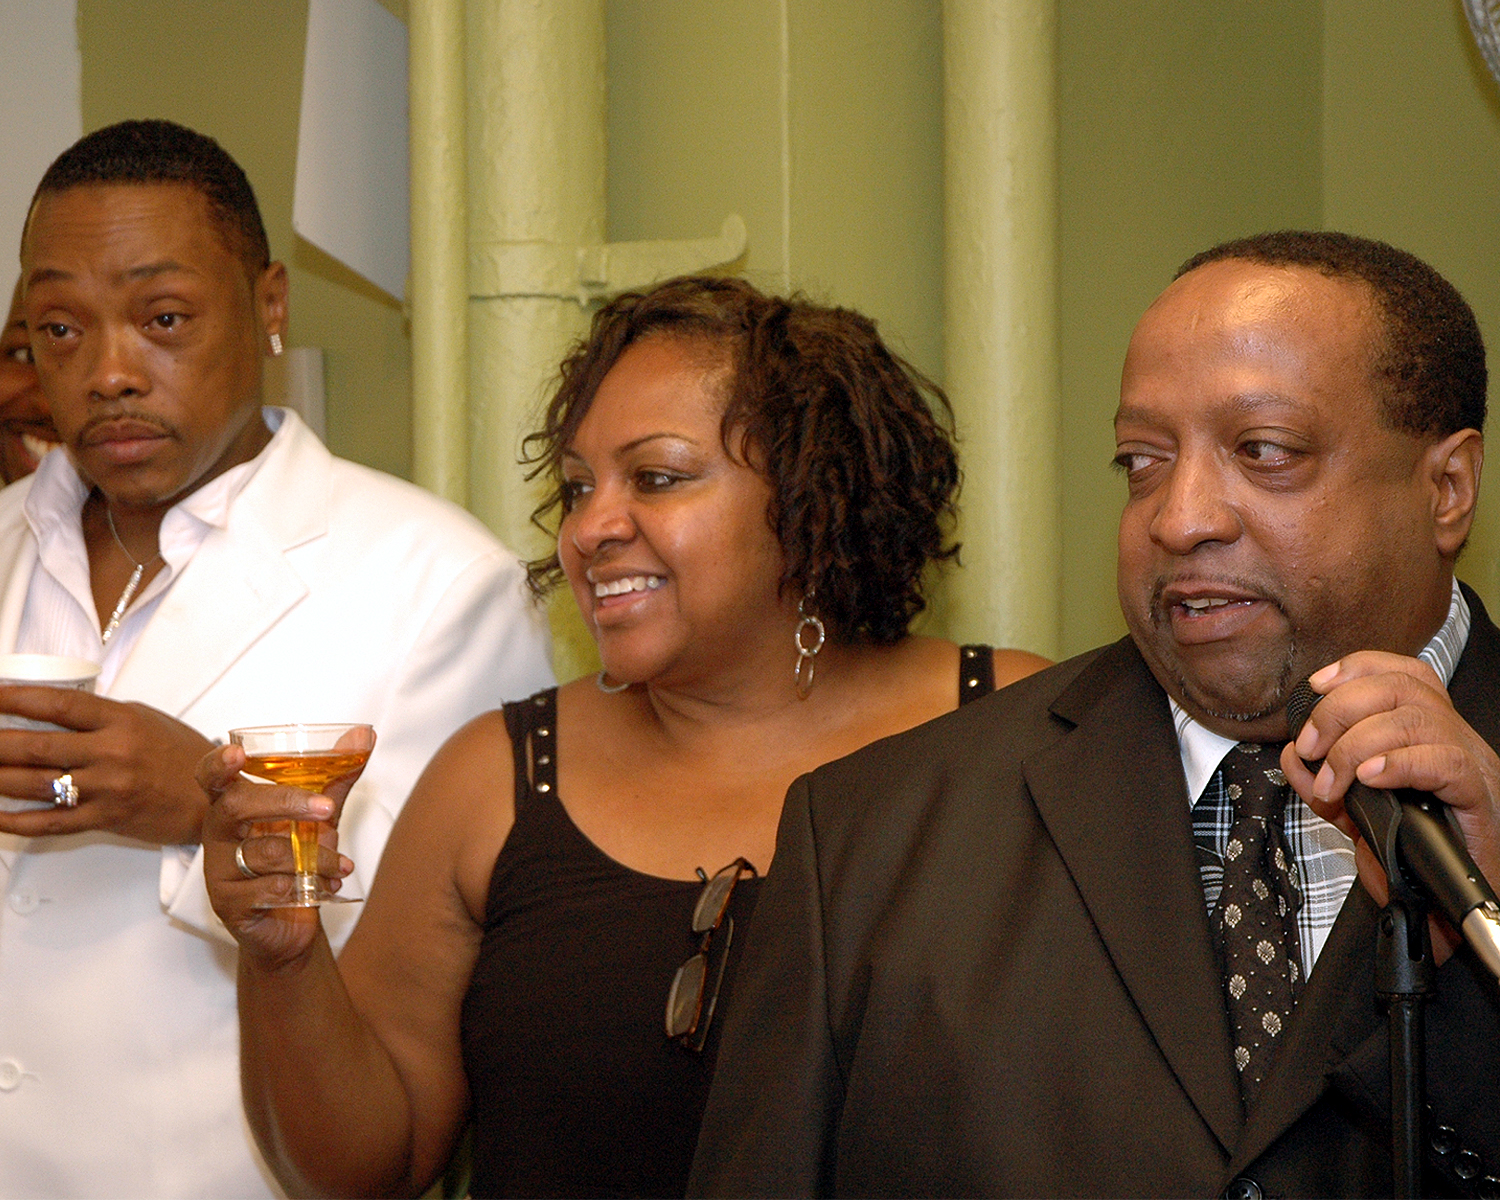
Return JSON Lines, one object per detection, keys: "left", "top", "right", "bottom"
{"left": 76, "top": 409, "right": 176, "bottom": 442}
{"left": 1147, "top": 573, "right": 1285, "bottom": 624}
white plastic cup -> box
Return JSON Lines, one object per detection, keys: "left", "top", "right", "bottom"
{"left": 0, "top": 655, "right": 101, "bottom": 811}
{"left": 0, "top": 654, "right": 101, "bottom": 688}
{"left": 0, "top": 655, "right": 101, "bottom": 722}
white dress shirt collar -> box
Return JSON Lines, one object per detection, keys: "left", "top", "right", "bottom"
{"left": 15, "top": 408, "right": 287, "bottom": 691}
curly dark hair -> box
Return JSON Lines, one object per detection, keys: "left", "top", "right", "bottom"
{"left": 1178, "top": 231, "right": 1486, "bottom": 438}
{"left": 522, "top": 275, "right": 960, "bottom": 645}
{"left": 28, "top": 119, "right": 271, "bottom": 276}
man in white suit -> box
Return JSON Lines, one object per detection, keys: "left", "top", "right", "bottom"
{"left": 0, "top": 120, "right": 553, "bottom": 1197}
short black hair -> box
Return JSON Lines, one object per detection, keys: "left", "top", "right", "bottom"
{"left": 522, "top": 275, "right": 961, "bottom": 645}
{"left": 29, "top": 119, "right": 271, "bottom": 275}
{"left": 1178, "top": 231, "right": 1486, "bottom": 438}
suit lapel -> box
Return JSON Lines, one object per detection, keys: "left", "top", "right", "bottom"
{"left": 108, "top": 528, "right": 308, "bottom": 717}
{"left": 0, "top": 486, "right": 39, "bottom": 874}
{"left": 1022, "top": 640, "right": 1244, "bottom": 1152}
{"left": 1450, "top": 585, "right": 1500, "bottom": 745}
{"left": 0, "top": 486, "right": 38, "bottom": 652}
{"left": 107, "top": 411, "right": 328, "bottom": 719}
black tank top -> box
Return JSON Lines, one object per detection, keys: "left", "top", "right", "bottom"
{"left": 459, "top": 646, "right": 997, "bottom": 1197}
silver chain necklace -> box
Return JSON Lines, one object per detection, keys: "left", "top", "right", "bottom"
{"left": 100, "top": 504, "right": 162, "bottom": 646}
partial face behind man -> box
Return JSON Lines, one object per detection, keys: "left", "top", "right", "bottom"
{"left": 19, "top": 181, "right": 287, "bottom": 513}
{"left": 1114, "top": 257, "right": 1481, "bottom": 743}
{"left": 0, "top": 278, "right": 58, "bottom": 484}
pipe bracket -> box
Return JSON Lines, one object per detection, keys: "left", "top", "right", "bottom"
{"left": 469, "top": 213, "right": 747, "bottom": 305}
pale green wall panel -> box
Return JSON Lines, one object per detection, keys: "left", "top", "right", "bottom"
{"left": 606, "top": 0, "right": 944, "bottom": 381}
{"left": 77, "top": 0, "right": 413, "bottom": 480}
{"left": 1055, "top": 0, "right": 1323, "bottom": 656}
{"left": 786, "top": 1, "right": 944, "bottom": 376}
{"left": 606, "top": 0, "right": 789, "bottom": 289}
{"left": 1322, "top": 0, "right": 1500, "bottom": 614}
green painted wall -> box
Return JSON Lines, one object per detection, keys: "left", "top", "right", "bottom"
{"left": 77, "top": 0, "right": 413, "bottom": 480}
{"left": 72, "top": 0, "right": 1500, "bottom": 659}
{"left": 606, "top": 3, "right": 787, "bottom": 289}
{"left": 1055, "top": 1, "right": 1324, "bottom": 655}
{"left": 1322, "top": 0, "right": 1500, "bottom": 609}
{"left": 1056, "top": 0, "right": 1500, "bottom": 654}
{"left": 605, "top": 0, "right": 945, "bottom": 380}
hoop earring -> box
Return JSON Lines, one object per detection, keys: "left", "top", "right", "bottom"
{"left": 794, "top": 594, "right": 826, "bottom": 700}
{"left": 596, "top": 670, "right": 630, "bottom": 695}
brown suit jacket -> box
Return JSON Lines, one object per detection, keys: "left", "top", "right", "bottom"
{"left": 690, "top": 593, "right": 1500, "bottom": 1197}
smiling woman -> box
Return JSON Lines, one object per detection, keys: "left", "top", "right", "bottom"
{"left": 201, "top": 275, "right": 1052, "bottom": 1199}
{"left": 550, "top": 336, "right": 788, "bottom": 695}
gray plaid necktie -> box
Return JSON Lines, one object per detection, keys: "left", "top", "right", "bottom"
{"left": 1214, "top": 742, "right": 1303, "bottom": 1109}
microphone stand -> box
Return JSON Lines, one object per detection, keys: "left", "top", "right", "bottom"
{"left": 1374, "top": 833, "right": 1435, "bottom": 1199}
{"left": 1284, "top": 680, "right": 1500, "bottom": 1194}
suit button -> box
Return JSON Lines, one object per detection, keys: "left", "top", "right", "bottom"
{"left": 1456, "top": 1150, "right": 1483, "bottom": 1181}
{"left": 1222, "top": 1179, "right": 1263, "bottom": 1200}
{"left": 7, "top": 891, "right": 38, "bottom": 915}
{"left": 0, "top": 1060, "right": 23, "bottom": 1091}
{"left": 1432, "top": 1123, "right": 1460, "bottom": 1157}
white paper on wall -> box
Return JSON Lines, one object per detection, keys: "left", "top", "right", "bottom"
{"left": 0, "top": 0, "right": 82, "bottom": 302}
{"left": 293, "top": 0, "right": 410, "bottom": 302}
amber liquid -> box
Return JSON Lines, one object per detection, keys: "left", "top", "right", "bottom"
{"left": 241, "top": 750, "right": 371, "bottom": 880}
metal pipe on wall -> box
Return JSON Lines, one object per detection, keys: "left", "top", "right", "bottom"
{"left": 409, "top": 0, "right": 470, "bottom": 505}
{"left": 409, "top": 1, "right": 745, "bottom": 680}
{"left": 942, "top": 0, "right": 1061, "bottom": 658}
{"left": 465, "top": 0, "right": 606, "bottom": 555}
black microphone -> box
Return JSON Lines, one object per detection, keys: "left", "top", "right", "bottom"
{"left": 1286, "top": 679, "right": 1500, "bottom": 982}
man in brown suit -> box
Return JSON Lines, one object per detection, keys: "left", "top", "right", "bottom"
{"left": 690, "top": 232, "right": 1500, "bottom": 1198}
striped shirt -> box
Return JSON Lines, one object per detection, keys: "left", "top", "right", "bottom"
{"left": 1174, "top": 579, "right": 1471, "bottom": 979}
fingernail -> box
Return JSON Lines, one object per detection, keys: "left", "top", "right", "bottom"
{"left": 1295, "top": 723, "right": 1318, "bottom": 758}
{"left": 1313, "top": 763, "right": 1334, "bottom": 802}
{"left": 1309, "top": 661, "right": 1339, "bottom": 688}
{"left": 1356, "top": 755, "right": 1386, "bottom": 783}
{"left": 338, "top": 855, "right": 354, "bottom": 876}
{"left": 307, "top": 798, "right": 334, "bottom": 820}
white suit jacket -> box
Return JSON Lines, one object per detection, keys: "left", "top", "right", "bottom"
{"left": 0, "top": 410, "right": 553, "bottom": 1199}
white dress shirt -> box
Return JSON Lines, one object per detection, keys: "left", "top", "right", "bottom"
{"left": 15, "top": 411, "right": 272, "bottom": 691}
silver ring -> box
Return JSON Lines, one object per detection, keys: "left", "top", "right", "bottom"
{"left": 51, "top": 773, "right": 79, "bottom": 808}
{"left": 234, "top": 842, "right": 258, "bottom": 879}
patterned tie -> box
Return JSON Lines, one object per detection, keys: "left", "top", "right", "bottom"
{"left": 1215, "top": 742, "right": 1303, "bottom": 1110}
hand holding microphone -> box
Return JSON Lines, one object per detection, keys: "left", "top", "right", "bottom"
{"left": 1282, "top": 653, "right": 1500, "bottom": 982}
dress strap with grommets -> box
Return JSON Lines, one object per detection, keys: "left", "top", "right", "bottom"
{"left": 958, "top": 644, "right": 996, "bottom": 706}
{"left": 501, "top": 687, "right": 560, "bottom": 813}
